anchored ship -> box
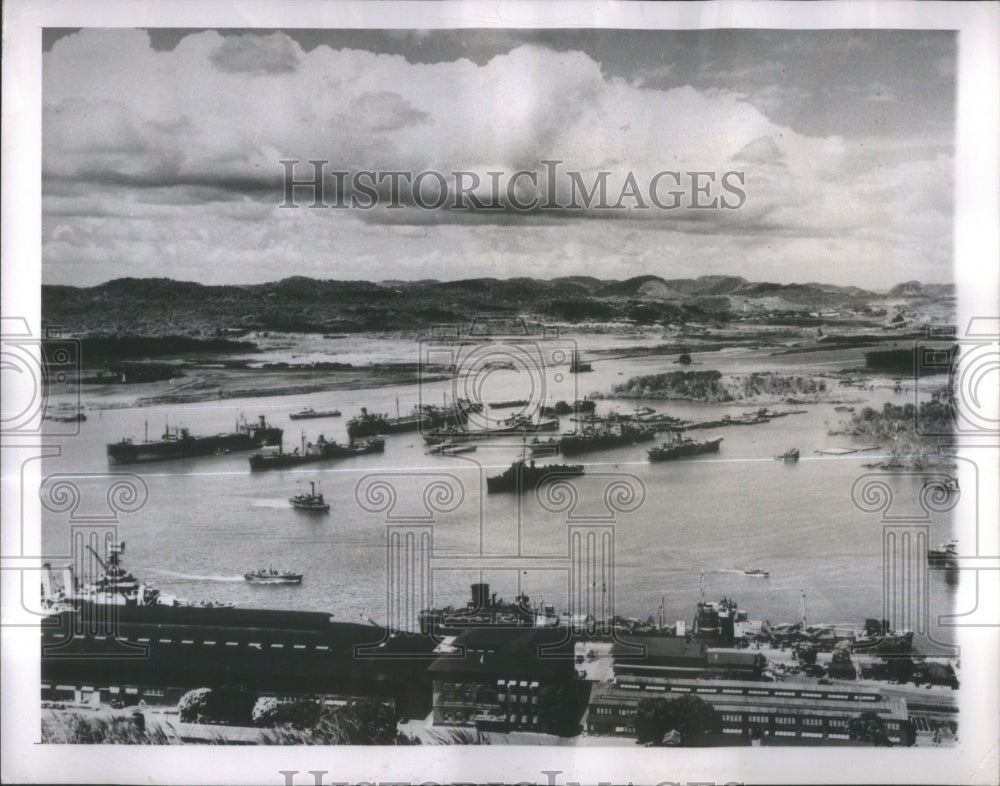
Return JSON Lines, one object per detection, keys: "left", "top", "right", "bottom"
{"left": 346, "top": 398, "right": 480, "bottom": 439}
{"left": 647, "top": 432, "right": 723, "bottom": 461}
{"left": 534, "top": 416, "right": 655, "bottom": 456}
{"left": 568, "top": 349, "right": 592, "bottom": 373}
{"left": 289, "top": 481, "right": 330, "bottom": 512}
{"left": 775, "top": 448, "right": 800, "bottom": 461}
{"left": 289, "top": 407, "right": 341, "bottom": 420}
{"left": 486, "top": 457, "right": 584, "bottom": 493}
{"left": 107, "top": 414, "right": 282, "bottom": 465}
{"left": 249, "top": 432, "right": 384, "bottom": 471}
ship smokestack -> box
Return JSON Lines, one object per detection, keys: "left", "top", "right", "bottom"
{"left": 471, "top": 582, "right": 490, "bottom": 611}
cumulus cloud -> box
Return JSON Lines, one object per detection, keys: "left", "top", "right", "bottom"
{"left": 41, "top": 29, "right": 954, "bottom": 287}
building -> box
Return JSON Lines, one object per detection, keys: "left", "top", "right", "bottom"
{"left": 586, "top": 675, "right": 910, "bottom": 744}
{"left": 427, "top": 627, "right": 577, "bottom": 733}
{"left": 41, "top": 606, "right": 438, "bottom": 718}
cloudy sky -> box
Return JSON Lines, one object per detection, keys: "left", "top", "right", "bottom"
{"left": 42, "top": 28, "right": 955, "bottom": 289}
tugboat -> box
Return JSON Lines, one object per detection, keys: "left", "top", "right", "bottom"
{"left": 486, "top": 457, "right": 584, "bottom": 494}
{"left": 775, "top": 448, "right": 800, "bottom": 461}
{"left": 289, "top": 407, "right": 341, "bottom": 420}
{"left": 249, "top": 432, "right": 384, "bottom": 470}
{"left": 244, "top": 567, "right": 303, "bottom": 585}
{"left": 289, "top": 481, "right": 330, "bottom": 512}
{"left": 647, "top": 432, "right": 723, "bottom": 461}
{"left": 107, "top": 414, "right": 282, "bottom": 464}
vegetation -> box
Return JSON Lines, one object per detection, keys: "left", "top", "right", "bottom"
{"left": 258, "top": 699, "right": 398, "bottom": 745}
{"left": 41, "top": 712, "right": 176, "bottom": 744}
{"left": 733, "top": 372, "right": 826, "bottom": 398}
{"left": 612, "top": 370, "right": 732, "bottom": 402}
{"left": 848, "top": 711, "right": 892, "bottom": 746}
{"left": 632, "top": 695, "right": 721, "bottom": 745}
{"left": 842, "top": 393, "right": 955, "bottom": 465}
{"left": 177, "top": 684, "right": 257, "bottom": 725}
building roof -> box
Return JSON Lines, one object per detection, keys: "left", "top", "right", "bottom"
{"left": 428, "top": 627, "right": 574, "bottom": 679}
{"left": 612, "top": 636, "right": 707, "bottom": 665}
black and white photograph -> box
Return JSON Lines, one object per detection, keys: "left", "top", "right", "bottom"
{"left": 2, "top": 1, "right": 998, "bottom": 784}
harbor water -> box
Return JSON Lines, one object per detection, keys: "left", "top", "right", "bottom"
{"left": 40, "top": 339, "right": 961, "bottom": 647}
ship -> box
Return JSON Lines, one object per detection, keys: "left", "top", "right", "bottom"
{"left": 248, "top": 432, "right": 384, "bottom": 471}
{"left": 647, "top": 432, "right": 723, "bottom": 461}
{"left": 244, "top": 567, "right": 303, "bottom": 585}
{"left": 927, "top": 539, "right": 959, "bottom": 569}
{"left": 538, "top": 416, "right": 655, "bottom": 456}
{"left": 347, "top": 398, "right": 479, "bottom": 438}
{"left": 486, "top": 457, "right": 584, "bottom": 493}
{"left": 775, "top": 448, "right": 800, "bottom": 461}
{"left": 289, "top": 407, "right": 341, "bottom": 420}
{"left": 423, "top": 414, "right": 559, "bottom": 444}
{"left": 568, "top": 349, "right": 592, "bottom": 373}
{"left": 40, "top": 540, "right": 227, "bottom": 611}
{"left": 489, "top": 399, "right": 530, "bottom": 409}
{"left": 743, "top": 568, "right": 770, "bottom": 578}
{"left": 418, "top": 583, "right": 558, "bottom": 635}
{"left": 107, "top": 414, "right": 282, "bottom": 465}
{"left": 540, "top": 399, "right": 596, "bottom": 417}
{"left": 426, "top": 442, "right": 477, "bottom": 456}
{"left": 289, "top": 481, "right": 330, "bottom": 512}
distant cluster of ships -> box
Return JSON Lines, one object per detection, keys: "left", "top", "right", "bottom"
{"left": 104, "top": 397, "right": 749, "bottom": 477}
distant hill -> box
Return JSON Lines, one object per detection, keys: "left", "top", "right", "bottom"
{"left": 41, "top": 275, "right": 950, "bottom": 336}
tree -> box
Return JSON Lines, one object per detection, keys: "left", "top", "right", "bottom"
{"left": 177, "top": 688, "right": 212, "bottom": 723}
{"left": 633, "top": 695, "right": 720, "bottom": 746}
{"left": 669, "top": 694, "right": 721, "bottom": 744}
{"left": 633, "top": 697, "right": 673, "bottom": 745}
{"left": 539, "top": 682, "right": 580, "bottom": 737}
{"left": 848, "top": 711, "right": 891, "bottom": 746}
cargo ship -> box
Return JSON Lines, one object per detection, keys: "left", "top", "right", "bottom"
{"left": 347, "top": 398, "right": 479, "bottom": 438}
{"left": 423, "top": 414, "right": 559, "bottom": 444}
{"left": 248, "top": 433, "right": 384, "bottom": 471}
{"left": 647, "top": 433, "right": 723, "bottom": 461}
{"left": 418, "top": 583, "right": 559, "bottom": 634}
{"left": 107, "top": 415, "right": 282, "bottom": 465}
{"left": 532, "top": 417, "right": 655, "bottom": 456}
{"left": 486, "top": 458, "right": 584, "bottom": 493}
{"left": 289, "top": 407, "right": 341, "bottom": 420}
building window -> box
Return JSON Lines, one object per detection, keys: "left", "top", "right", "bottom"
{"left": 776, "top": 716, "right": 796, "bottom": 725}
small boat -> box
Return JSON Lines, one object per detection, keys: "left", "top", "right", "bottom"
{"left": 244, "top": 567, "right": 303, "bottom": 585}
{"left": 289, "top": 407, "right": 342, "bottom": 420}
{"left": 426, "top": 442, "right": 477, "bottom": 456}
{"left": 743, "top": 568, "right": 770, "bottom": 578}
{"left": 833, "top": 405, "right": 855, "bottom": 413}
{"left": 289, "top": 481, "right": 330, "bottom": 512}
{"left": 775, "top": 448, "right": 800, "bottom": 461}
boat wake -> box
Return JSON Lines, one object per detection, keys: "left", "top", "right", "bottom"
{"left": 147, "top": 569, "right": 245, "bottom": 583}
{"left": 251, "top": 499, "right": 294, "bottom": 509}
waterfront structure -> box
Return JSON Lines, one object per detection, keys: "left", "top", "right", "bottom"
{"left": 586, "top": 675, "right": 911, "bottom": 744}
{"left": 41, "top": 607, "right": 437, "bottom": 718}
{"left": 427, "top": 627, "right": 576, "bottom": 732}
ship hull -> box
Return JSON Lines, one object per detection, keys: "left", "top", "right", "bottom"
{"left": 107, "top": 429, "right": 283, "bottom": 465}
{"left": 249, "top": 440, "right": 384, "bottom": 471}
{"left": 647, "top": 437, "right": 723, "bottom": 461}
{"left": 486, "top": 464, "right": 584, "bottom": 494}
